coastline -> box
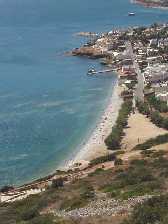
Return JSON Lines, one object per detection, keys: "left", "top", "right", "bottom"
{"left": 131, "top": 0, "right": 168, "bottom": 10}
{"left": 63, "top": 79, "right": 122, "bottom": 170}
{"left": 1, "top": 77, "right": 122, "bottom": 191}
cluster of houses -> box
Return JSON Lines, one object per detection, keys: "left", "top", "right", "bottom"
{"left": 97, "top": 23, "right": 168, "bottom": 103}
{"left": 131, "top": 25, "right": 168, "bottom": 103}
{"left": 72, "top": 23, "right": 168, "bottom": 104}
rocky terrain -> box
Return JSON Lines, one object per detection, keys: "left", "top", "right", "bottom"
{"left": 54, "top": 195, "right": 153, "bottom": 218}
{"left": 71, "top": 46, "right": 106, "bottom": 58}
{"left": 133, "top": 0, "right": 168, "bottom": 8}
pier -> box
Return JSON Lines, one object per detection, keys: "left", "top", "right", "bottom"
{"left": 87, "top": 68, "right": 116, "bottom": 75}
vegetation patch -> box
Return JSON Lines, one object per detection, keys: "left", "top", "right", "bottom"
{"left": 60, "top": 197, "right": 88, "bottom": 211}
{"left": 136, "top": 99, "right": 168, "bottom": 130}
{"left": 141, "top": 150, "right": 155, "bottom": 157}
{"left": 60, "top": 183, "right": 94, "bottom": 211}
{"left": 114, "top": 158, "right": 123, "bottom": 166}
{"left": 100, "top": 158, "right": 162, "bottom": 200}
{"left": 1, "top": 145, "right": 168, "bottom": 224}
{"left": 151, "top": 150, "right": 167, "bottom": 158}
{"left": 113, "top": 150, "right": 125, "bottom": 156}
{"left": 89, "top": 153, "right": 116, "bottom": 166}
{"left": 133, "top": 134, "right": 168, "bottom": 151}
{"left": 88, "top": 168, "right": 107, "bottom": 177}
{"left": 122, "top": 195, "right": 168, "bottom": 224}
{"left": 148, "top": 95, "right": 168, "bottom": 113}
{"left": 105, "top": 100, "right": 132, "bottom": 150}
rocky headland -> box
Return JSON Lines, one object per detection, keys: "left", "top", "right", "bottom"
{"left": 132, "top": 0, "right": 168, "bottom": 8}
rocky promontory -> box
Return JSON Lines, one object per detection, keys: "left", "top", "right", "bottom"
{"left": 71, "top": 46, "right": 106, "bottom": 58}
{"left": 132, "top": 0, "right": 168, "bottom": 8}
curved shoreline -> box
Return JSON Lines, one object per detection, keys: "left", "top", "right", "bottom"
{"left": 7, "top": 78, "right": 122, "bottom": 191}
{"left": 63, "top": 80, "right": 122, "bottom": 169}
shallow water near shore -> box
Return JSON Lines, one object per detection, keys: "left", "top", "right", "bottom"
{"left": 0, "top": 0, "right": 168, "bottom": 187}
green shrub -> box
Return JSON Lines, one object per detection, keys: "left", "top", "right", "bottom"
{"left": 89, "top": 153, "right": 116, "bottom": 166}
{"left": 141, "top": 150, "right": 154, "bottom": 157}
{"left": 105, "top": 100, "right": 132, "bottom": 150}
{"left": 114, "top": 158, "right": 123, "bottom": 166}
{"left": 21, "top": 207, "right": 38, "bottom": 221}
{"left": 60, "top": 197, "right": 87, "bottom": 211}
{"left": 130, "top": 159, "right": 148, "bottom": 167}
{"left": 80, "top": 185, "right": 95, "bottom": 199}
{"left": 52, "top": 178, "right": 64, "bottom": 188}
{"left": 134, "top": 134, "right": 168, "bottom": 151}
{"left": 113, "top": 150, "right": 125, "bottom": 156}
{"left": 88, "top": 168, "right": 106, "bottom": 176}
{"left": 147, "top": 95, "right": 168, "bottom": 113}
{"left": 123, "top": 195, "right": 168, "bottom": 224}
{"left": 150, "top": 111, "right": 164, "bottom": 127}
{"left": 101, "top": 159, "right": 160, "bottom": 200}
{"left": 29, "top": 215, "right": 55, "bottom": 224}
{"left": 151, "top": 150, "right": 166, "bottom": 158}
{"left": 151, "top": 156, "right": 168, "bottom": 169}
{"left": 117, "top": 168, "right": 155, "bottom": 186}
{"left": 0, "top": 186, "right": 14, "bottom": 193}
{"left": 101, "top": 184, "right": 122, "bottom": 194}
{"left": 136, "top": 101, "right": 150, "bottom": 115}
{"left": 137, "top": 99, "right": 168, "bottom": 130}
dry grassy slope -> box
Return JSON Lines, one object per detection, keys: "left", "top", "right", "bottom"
{"left": 1, "top": 112, "right": 168, "bottom": 224}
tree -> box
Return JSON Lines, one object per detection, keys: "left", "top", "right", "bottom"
{"left": 0, "top": 185, "right": 14, "bottom": 193}
{"left": 51, "top": 178, "right": 64, "bottom": 188}
{"left": 150, "top": 111, "right": 163, "bottom": 127}
{"left": 105, "top": 100, "right": 132, "bottom": 150}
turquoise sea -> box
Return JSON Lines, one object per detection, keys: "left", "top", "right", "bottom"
{"left": 0, "top": 0, "right": 168, "bottom": 187}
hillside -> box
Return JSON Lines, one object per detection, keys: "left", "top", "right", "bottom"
{"left": 1, "top": 145, "right": 168, "bottom": 224}
{"left": 1, "top": 109, "right": 168, "bottom": 224}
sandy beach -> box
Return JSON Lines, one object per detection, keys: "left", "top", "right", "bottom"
{"left": 65, "top": 82, "right": 122, "bottom": 169}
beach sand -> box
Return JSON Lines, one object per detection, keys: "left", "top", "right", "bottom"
{"left": 121, "top": 111, "right": 168, "bottom": 151}
{"left": 120, "top": 111, "right": 168, "bottom": 161}
{"left": 65, "top": 82, "right": 122, "bottom": 169}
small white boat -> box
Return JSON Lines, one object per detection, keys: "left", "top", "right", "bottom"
{"left": 87, "top": 68, "right": 96, "bottom": 75}
{"left": 128, "top": 12, "right": 135, "bottom": 16}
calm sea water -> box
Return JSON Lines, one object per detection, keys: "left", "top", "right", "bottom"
{"left": 0, "top": 0, "right": 168, "bottom": 187}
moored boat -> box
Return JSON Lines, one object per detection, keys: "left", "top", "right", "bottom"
{"left": 87, "top": 68, "right": 97, "bottom": 75}
{"left": 128, "top": 12, "right": 135, "bottom": 16}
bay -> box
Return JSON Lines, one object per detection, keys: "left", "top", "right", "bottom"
{"left": 0, "top": 0, "right": 168, "bottom": 187}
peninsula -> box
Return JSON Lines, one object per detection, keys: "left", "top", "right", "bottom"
{"left": 132, "top": 0, "right": 168, "bottom": 8}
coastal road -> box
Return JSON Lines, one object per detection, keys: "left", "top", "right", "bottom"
{"left": 126, "top": 41, "right": 144, "bottom": 102}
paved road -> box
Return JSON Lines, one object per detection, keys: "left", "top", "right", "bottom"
{"left": 125, "top": 41, "right": 144, "bottom": 102}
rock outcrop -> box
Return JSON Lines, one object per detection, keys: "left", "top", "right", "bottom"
{"left": 71, "top": 47, "right": 106, "bottom": 58}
